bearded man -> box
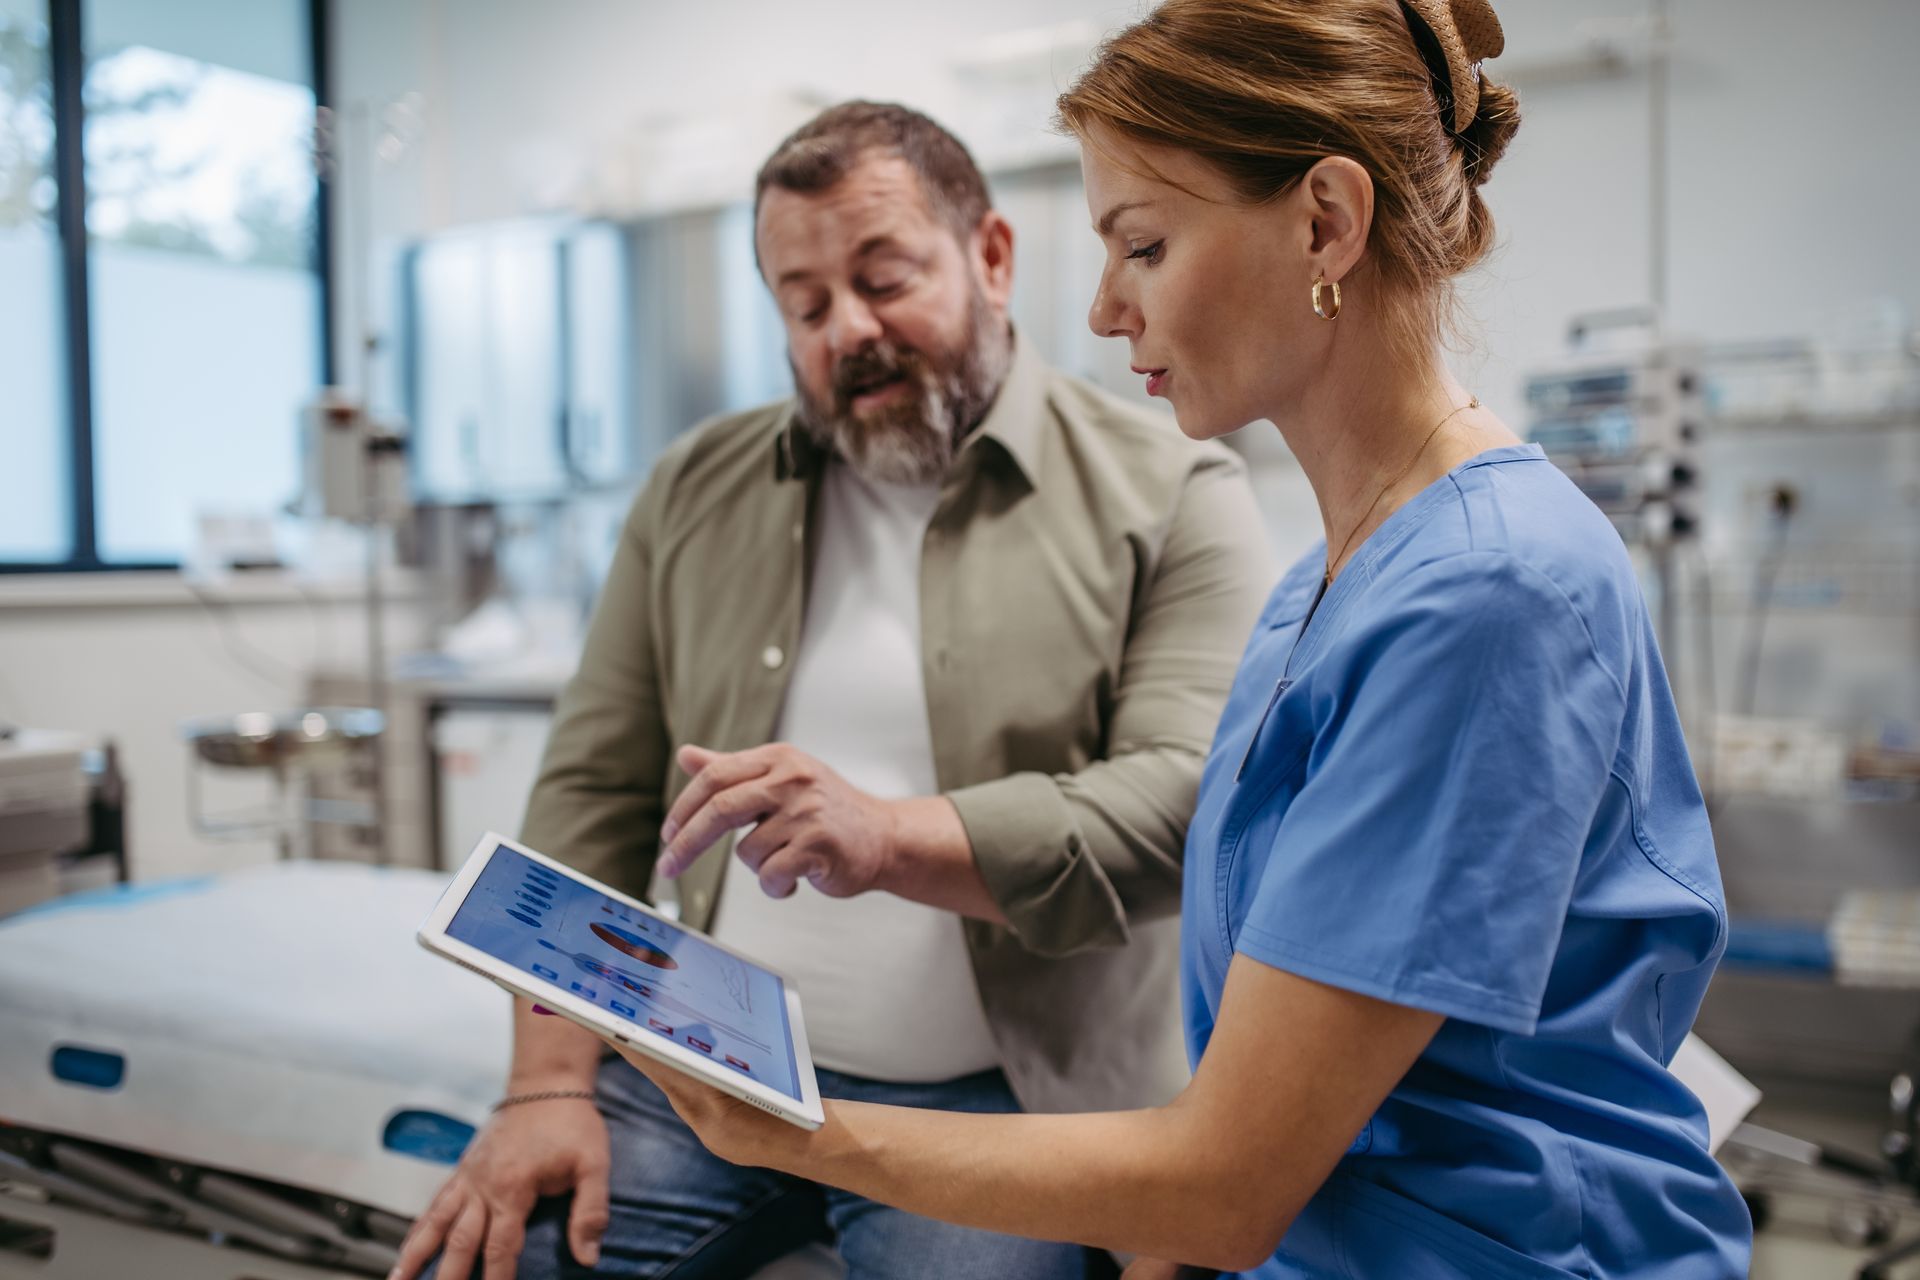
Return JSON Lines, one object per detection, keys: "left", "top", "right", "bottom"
{"left": 398, "top": 101, "right": 1271, "bottom": 1280}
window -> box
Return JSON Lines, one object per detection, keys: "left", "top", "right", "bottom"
{"left": 0, "top": 0, "right": 67, "bottom": 562}
{"left": 0, "top": 0, "right": 325, "bottom": 572}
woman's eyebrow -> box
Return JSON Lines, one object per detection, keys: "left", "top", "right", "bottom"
{"left": 1095, "top": 200, "right": 1153, "bottom": 236}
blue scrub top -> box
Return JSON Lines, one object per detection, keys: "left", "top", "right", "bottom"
{"left": 1184, "top": 444, "right": 1752, "bottom": 1278}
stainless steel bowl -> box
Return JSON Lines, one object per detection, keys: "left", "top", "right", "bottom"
{"left": 180, "top": 707, "right": 385, "bottom": 770}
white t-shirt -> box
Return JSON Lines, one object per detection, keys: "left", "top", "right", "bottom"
{"left": 707, "top": 460, "right": 1001, "bottom": 1082}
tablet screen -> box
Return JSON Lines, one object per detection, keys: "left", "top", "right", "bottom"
{"left": 446, "top": 845, "right": 802, "bottom": 1101}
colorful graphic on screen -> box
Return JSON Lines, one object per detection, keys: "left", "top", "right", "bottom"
{"left": 445, "top": 845, "right": 800, "bottom": 1100}
{"left": 590, "top": 923, "right": 679, "bottom": 969}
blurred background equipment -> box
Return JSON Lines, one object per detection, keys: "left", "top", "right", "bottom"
{"left": 1524, "top": 310, "right": 1703, "bottom": 545}
{"left": 0, "top": 729, "right": 126, "bottom": 916}
{"left": 1524, "top": 309, "right": 1704, "bottom": 667}
{"left": 179, "top": 707, "right": 383, "bottom": 861}
{"left": 1518, "top": 298, "right": 1920, "bottom": 1274}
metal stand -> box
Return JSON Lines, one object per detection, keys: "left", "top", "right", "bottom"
{"left": 308, "top": 94, "right": 421, "bottom": 866}
{"left": 1727, "top": 1096, "right": 1920, "bottom": 1280}
{"left": 0, "top": 1169, "right": 389, "bottom": 1280}
{"left": 1861, "top": 1070, "right": 1920, "bottom": 1280}
{"left": 181, "top": 710, "right": 383, "bottom": 859}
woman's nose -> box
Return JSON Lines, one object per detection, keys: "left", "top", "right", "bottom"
{"left": 1087, "top": 266, "right": 1137, "bottom": 340}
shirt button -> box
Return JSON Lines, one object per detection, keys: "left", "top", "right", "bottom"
{"left": 791, "top": 522, "right": 803, "bottom": 542}
{"left": 761, "top": 645, "right": 785, "bottom": 670}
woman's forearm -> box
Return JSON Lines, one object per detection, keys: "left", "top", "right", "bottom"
{"left": 611, "top": 960, "right": 1438, "bottom": 1272}
{"left": 782, "top": 1097, "right": 1284, "bottom": 1272}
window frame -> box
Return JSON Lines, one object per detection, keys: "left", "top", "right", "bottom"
{"left": 0, "top": 0, "right": 333, "bottom": 574}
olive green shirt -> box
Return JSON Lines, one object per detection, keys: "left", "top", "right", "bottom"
{"left": 520, "top": 336, "right": 1273, "bottom": 1114}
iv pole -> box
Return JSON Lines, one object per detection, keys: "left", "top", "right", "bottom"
{"left": 310, "top": 94, "right": 423, "bottom": 865}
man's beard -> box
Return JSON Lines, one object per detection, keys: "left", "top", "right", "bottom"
{"left": 791, "top": 290, "right": 1011, "bottom": 488}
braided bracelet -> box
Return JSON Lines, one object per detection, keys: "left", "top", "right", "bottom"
{"left": 492, "top": 1089, "right": 596, "bottom": 1112}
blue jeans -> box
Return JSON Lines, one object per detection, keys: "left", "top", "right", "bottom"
{"left": 434, "top": 1054, "right": 1105, "bottom": 1280}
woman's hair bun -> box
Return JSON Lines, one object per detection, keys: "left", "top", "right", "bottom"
{"left": 1459, "top": 75, "right": 1520, "bottom": 188}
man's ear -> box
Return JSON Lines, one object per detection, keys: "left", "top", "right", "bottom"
{"left": 972, "top": 209, "right": 1016, "bottom": 309}
{"left": 1299, "top": 156, "right": 1374, "bottom": 285}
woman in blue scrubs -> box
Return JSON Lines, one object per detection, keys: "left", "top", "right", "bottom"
{"left": 574, "top": 0, "right": 1755, "bottom": 1274}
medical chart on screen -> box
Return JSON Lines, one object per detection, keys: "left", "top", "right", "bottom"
{"left": 446, "top": 846, "right": 801, "bottom": 1100}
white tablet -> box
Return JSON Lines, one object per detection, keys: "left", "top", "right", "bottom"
{"left": 418, "top": 832, "right": 824, "bottom": 1129}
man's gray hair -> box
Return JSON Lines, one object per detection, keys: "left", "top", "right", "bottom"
{"left": 754, "top": 101, "right": 992, "bottom": 244}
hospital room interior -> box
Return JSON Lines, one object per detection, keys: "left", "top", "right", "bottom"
{"left": 1, "top": 0, "right": 1918, "bottom": 1276}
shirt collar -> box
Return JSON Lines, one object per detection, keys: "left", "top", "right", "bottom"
{"left": 773, "top": 403, "right": 824, "bottom": 483}
{"left": 771, "top": 327, "right": 1045, "bottom": 488}
{"left": 962, "top": 328, "right": 1046, "bottom": 490}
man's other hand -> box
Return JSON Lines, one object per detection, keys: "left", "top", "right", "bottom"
{"left": 388, "top": 1096, "right": 610, "bottom": 1280}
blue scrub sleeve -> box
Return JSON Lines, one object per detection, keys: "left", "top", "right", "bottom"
{"left": 1240, "top": 552, "right": 1628, "bottom": 1034}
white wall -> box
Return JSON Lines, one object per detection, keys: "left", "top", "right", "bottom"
{"left": 327, "top": 0, "right": 1920, "bottom": 431}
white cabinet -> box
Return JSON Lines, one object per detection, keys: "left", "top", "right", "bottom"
{"left": 561, "top": 222, "right": 633, "bottom": 486}
{"left": 409, "top": 234, "right": 490, "bottom": 498}
{"left": 406, "top": 220, "right": 632, "bottom": 500}
{"left": 432, "top": 705, "right": 553, "bottom": 869}
{"left": 407, "top": 206, "right": 826, "bottom": 496}
{"left": 621, "top": 205, "right": 789, "bottom": 466}
{"left": 483, "top": 225, "right": 569, "bottom": 497}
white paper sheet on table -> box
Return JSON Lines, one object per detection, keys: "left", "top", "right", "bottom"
{"left": 1670, "top": 1034, "right": 1762, "bottom": 1154}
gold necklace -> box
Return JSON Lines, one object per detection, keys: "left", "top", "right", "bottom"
{"left": 1324, "top": 396, "right": 1480, "bottom": 584}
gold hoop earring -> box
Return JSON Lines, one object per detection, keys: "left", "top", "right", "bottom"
{"left": 1312, "top": 276, "right": 1342, "bottom": 321}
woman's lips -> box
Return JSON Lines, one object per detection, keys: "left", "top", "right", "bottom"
{"left": 1131, "top": 365, "right": 1169, "bottom": 397}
